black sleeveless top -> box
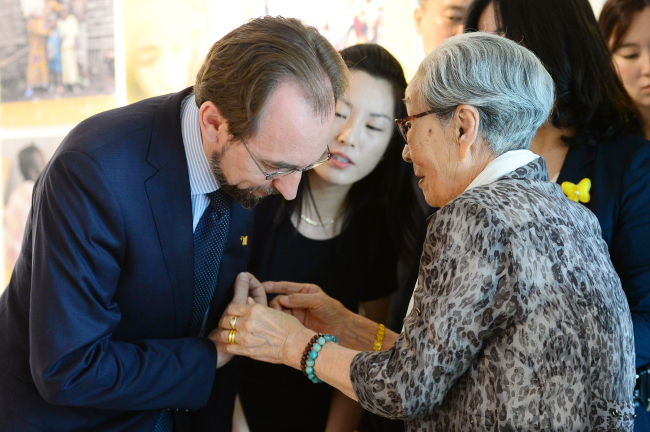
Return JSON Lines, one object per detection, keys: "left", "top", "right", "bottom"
{"left": 239, "top": 195, "right": 398, "bottom": 431}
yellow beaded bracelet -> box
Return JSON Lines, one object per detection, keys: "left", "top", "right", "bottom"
{"left": 373, "top": 324, "right": 386, "bottom": 351}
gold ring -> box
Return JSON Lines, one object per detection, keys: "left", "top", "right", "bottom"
{"left": 228, "top": 329, "right": 237, "bottom": 345}
{"left": 229, "top": 316, "right": 237, "bottom": 330}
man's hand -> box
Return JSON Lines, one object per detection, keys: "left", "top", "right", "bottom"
{"left": 231, "top": 272, "right": 267, "bottom": 306}
{"left": 210, "top": 272, "right": 268, "bottom": 368}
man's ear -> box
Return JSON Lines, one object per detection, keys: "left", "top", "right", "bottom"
{"left": 199, "top": 101, "right": 229, "bottom": 149}
{"left": 413, "top": 7, "right": 424, "bottom": 35}
{"left": 455, "top": 104, "right": 480, "bottom": 159}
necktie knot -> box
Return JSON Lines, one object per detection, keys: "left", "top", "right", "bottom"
{"left": 206, "top": 189, "right": 231, "bottom": 218}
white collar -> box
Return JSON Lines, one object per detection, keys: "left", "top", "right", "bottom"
{"left": 464, "top": 150, "right": 539, "bottom": 192}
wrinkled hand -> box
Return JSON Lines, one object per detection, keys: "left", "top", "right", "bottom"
{"left": 213, "top": 300, "right": 312, "bottom": 369}
{"left": 263, "top": 281, "right": 351, "bottom": 338}
{"left": 210, "top": 272, "right": 267, "bottom": 368}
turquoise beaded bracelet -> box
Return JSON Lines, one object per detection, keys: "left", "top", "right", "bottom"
{"left": 301, "top": 334, "right": 338, "bottom": 383}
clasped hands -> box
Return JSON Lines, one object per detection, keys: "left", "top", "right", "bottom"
{"left": 209, "top": 272, "right": 349, "bottom": 369}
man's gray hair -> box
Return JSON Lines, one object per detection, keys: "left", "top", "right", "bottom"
{"left": 409, "top": 32, "right": 555, "bottom": 155}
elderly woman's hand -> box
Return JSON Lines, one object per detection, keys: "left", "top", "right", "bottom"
{"left": 265, "top": 281, "right": 400, "bottom": 352}
{"left": 214, "top": 300, "right": 314, "bottom": 368}
{"left": 264, "top": 281, "right": 352, "bottom": 339}
{"left": 209, "top": 272, "right": 268, "bottom": 368}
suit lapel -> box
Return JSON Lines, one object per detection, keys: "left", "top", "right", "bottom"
{"left": 557, "top": 145, "right": 596, "bottom": 185}
{"left": 145, "top": 88, "right": 195, "bottom": 336}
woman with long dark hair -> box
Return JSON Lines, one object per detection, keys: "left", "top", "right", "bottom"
{"left": 600, "top": 0, "right": 650, "bottom": 139}
{"left": 237, "top": 43, "right": 423, "bottom": 432}
{"left": 465, "top": 1, "right": 650, "bottom": 428}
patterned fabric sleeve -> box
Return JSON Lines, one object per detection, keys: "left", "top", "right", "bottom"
{"left": 349, "top": 199, "right": 525, "bottom": 420}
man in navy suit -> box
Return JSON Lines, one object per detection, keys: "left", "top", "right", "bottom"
{"left": 0, "top": 16, "right": 348, "bottom": 432}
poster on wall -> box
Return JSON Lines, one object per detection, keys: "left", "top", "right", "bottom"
{"left": 123, "top": 0, "right": 265, "bottom": 104}
{"left": 2, "top": 135, "right": 64, "bottom": 286}
{"left": 266, "top": 0, "right": 420, "bottom": 81}
{"left": 267, "top": 0, "right": 385, "bottom": 51}
{"left": 0, "top": 0, "right": 116, "bottom": 126}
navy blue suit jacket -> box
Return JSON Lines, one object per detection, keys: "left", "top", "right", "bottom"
{"left": 557, "top": 134, "right": 650, "bottom": 369}
{"left": 0, "top": 88, "right": 254, "bottom": 431}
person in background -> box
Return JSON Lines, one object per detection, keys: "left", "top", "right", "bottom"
{"left": 238, "top": 43, "right": 423, "bottom": 432}
{"left": 600, "top": 0, "right": 650, "bottom": 139}
{"left": 57, "top": 4, "right": 79, "bottom": 90}
{"left": 413, "top": 0, "right": 472, "bottom": 56}
{"left": 23, "top": 4, "right": 50, "bottom": 98}
{"left": 466, "top": 0, "right": 650, "bottom": 428}
{"left": 217, "top": 32, "right": 636, "bottom": 430}
{"left": 71, "top": 0, "right": 90, "bottom": 87}
{"left": 46, "top": 12, "right": 63, "bottom": 94}
{"left": 4, "top": 145, "right": 46, "bottom": 275}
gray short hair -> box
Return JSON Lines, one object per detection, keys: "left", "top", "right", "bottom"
{"left": 409, "top": 32, "right": 555, "bottom": 155}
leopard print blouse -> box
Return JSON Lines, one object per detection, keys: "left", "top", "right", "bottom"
{"left": 351, "top": 158, "right": 636, "bottom": 431}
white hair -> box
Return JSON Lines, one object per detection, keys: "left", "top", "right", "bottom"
{"left": 409, "top": 32, "right": 555, "bottom": 155}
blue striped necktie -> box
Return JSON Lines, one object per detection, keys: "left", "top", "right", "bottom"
{"left": 153, "top": 189, "right": 231, "bottom": 432}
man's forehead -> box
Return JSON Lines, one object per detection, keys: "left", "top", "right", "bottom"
{"left": 252, "top": 87, "right": 334, "bottom": 167}
{"left": 440, "top": 0, "right": 471, "bottom": 9}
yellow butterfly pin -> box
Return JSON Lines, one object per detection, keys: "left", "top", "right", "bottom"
{"left": 561, "top": 178, "right": 591, "bottom": 203}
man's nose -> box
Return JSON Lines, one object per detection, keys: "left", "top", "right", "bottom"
{"left": 272, "top": 171, "right": 302, "bottom": 200}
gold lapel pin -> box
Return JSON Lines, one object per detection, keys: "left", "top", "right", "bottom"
{"left": 240, "top": 236, "right": 248, "bottom": 246}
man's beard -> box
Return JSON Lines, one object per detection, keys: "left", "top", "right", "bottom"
{"left": 209, "top": 147, "right": 280, "bottom": 210}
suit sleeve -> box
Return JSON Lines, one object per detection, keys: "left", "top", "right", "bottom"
{"left": 29, "top": 150, "right": 218, "bottom": 411}
{"left": 611, "top": 143, "right": 650, "bottom": 368}
{"left": 349, "top": 205, "right": 523, "bottom": 419}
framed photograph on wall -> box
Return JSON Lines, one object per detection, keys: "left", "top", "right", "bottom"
{"left": 0, "top": 0, "right": 116, "bottom": 126}
{"left": 123, "top": 0, "right": 265, "bottom": 104}
{"left": 2, "top": 133, "right": 66, "bottom": 286}
{"left": 265, "top": 0, "right": 419, "bottom": 81}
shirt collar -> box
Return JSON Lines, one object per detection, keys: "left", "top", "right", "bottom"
{"left": 464, "top": 149, "right": 539, "bottom": 192}
{"left": 180, "top": 93, "right": 220, "bottom": 196}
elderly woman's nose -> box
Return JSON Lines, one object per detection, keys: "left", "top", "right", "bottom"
{"left": 402, "top": 144, "right": 412, "bottom": 163}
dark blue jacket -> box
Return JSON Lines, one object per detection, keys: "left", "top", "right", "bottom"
{"left": 557, "top": 134, "right": 650, "bottom": 369}
{"left": 0, "top": 88, "right": 253, "bottom": 431}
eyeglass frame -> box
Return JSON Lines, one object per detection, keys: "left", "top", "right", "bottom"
{"left": 394, "top": 110, "right": 436, "bottom": 143}
{"left": 239, "top": 138, "right": 331, "bottom": 181}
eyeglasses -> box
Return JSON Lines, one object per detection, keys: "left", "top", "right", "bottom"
{"left": 240, "top": 138, "right": 331, "bottom": 181}
{"left": 395, "top": 110, "right": 436, "bottom": 143}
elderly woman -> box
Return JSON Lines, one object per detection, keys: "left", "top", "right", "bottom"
{"left": 466, "top": 1, "right": 650, "bottom": 427}
{"left": 214, "top": 32, "right": 636, "bottom": 430}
